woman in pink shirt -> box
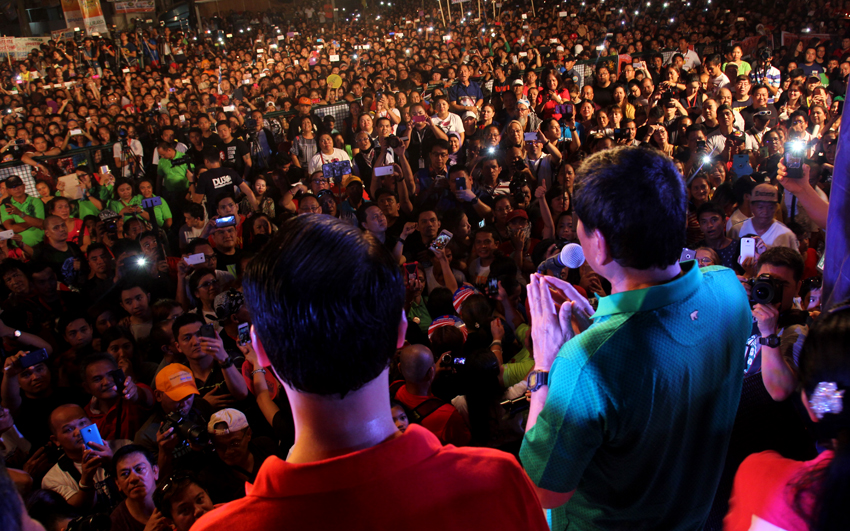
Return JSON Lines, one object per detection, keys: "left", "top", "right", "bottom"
{"left": 724, "top": 304, "right": 850, "bottom": 531}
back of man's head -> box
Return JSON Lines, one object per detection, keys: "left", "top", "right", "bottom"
{"left": 244, "top": 215, "right": 404, "bottom": 397}
{"left": 573, "top": 146, "right": 686, "bottom": 270}
{"left": 399, "top": 344, "right": 436, "bottom": 384}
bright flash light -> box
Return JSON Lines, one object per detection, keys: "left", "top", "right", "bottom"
{"left": 790, "top": 140, "right": 805, "bottom": 153}
{"left": 702, "top": 155, "right": 711, "bottom": 164}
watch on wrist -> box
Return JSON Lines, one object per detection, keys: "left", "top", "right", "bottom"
{"left": 527, "top": 370, "right": 549, "bottom": 392}
{"left": 14, "top": 330, "right": 22, "bottom": 338}
{"left": 758, "top": 334, "right": 781, "bottom": 348}
{"left": 217, "top": 356, "right": 234, "bottom": 369}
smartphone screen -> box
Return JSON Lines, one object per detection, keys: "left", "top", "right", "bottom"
{"left": 237, "top": 323, "right": 251, "bottom": 346}
{"left": 430, "top": 230, "right": 453, "bottom": 251}
{"left": 214, "top": 215, "right": 237, "bottom": 228}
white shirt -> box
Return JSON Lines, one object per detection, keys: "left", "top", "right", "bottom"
{"left": 112, "top": 139, "right": 144, "bottom": 178}
{"left": 431, "top": 113, "right": 464, "bottom": 137}
{"left": 308, "top": 148, "right": 352, "bottom": 176}
{"left": 730, "top": 218, "right": 799, "bottom": 250}
{"left": 706, "top": 129, "right": 759, "bottom": 155}
{"left": 42, "top": 440, "right": 130, "bottom": 501}
{"left": 526, "top": 154, "right": 554, "bottom": 188}
{"left": 707, "top": 74, "right": 731, "bottom": 96}
{"left": 680, "top": 49, "right": 702, "bottom": 70}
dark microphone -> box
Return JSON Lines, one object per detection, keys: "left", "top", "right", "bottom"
{"left": 537, "top": 243, "right": 585, "bottom": 274}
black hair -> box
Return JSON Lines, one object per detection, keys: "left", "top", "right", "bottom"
{"left": 185, "top": 238, "right": 212, "bottom": 255}
{"left": 427, "top": 287, "right": 457, "bottom": 319}
{"left": 573, "top": 146, "right": 686, "bottom": 270}
{"left": 112, "top": 238, "right": 143, "bottom": 258}
{"left": 459, "top": 348, "right": 502, "bottom": 446}
{"left": 172, "top": 313, "right": 205, "bottom": 341}
{"left": 0, "top": 259, "right": 28, "bottom": 280}
{"left": 184, "top": 202, "right": 206, "bottom": 220}
{"left": 757, "top": 246, "right": 805, "bottom": 282}
{"left": 696, "top": 201, "right": 726, "bottom": 219}
{"left": 57, "top": 311, "right": 92, "bottom": 337}
{"left": 732, "top": 175, "right": 757, "bottom": 204}
{"left": 356, "top": 202, "right": 382, "bottom": 227}
{"left": 153, "top": 473, "right": 206, "bottom": 520}
{"left": 203, "top": 149, "right": 222, "bottom": 164}
{"left": 793, "top": 305, "right": 850, "bottom": 529}
{"left": 244, "top": 216, "right": 405, "bottom": 397}
{"left": 79, "top": 351, "right": 118, "bottom": 383}
{"left": 25, "top": 489, "right": 81, "bottom": 531}
{"left": 112, "top": 444, "right": 156, "bottom": 478}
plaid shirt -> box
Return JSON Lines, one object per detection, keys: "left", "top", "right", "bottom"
{"left": 749, "top": 65, "right": 781, "bottom": 103}
{"left": 290, "top": 136, "right": 318, "bottom": 168}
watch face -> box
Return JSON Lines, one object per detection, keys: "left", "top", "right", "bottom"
{"left": 528, "top": 371, "right": 540, "bottom": 390}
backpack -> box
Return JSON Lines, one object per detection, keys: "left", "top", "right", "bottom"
{"left": 390, "top": 380, "right": 444, "bottom": 424}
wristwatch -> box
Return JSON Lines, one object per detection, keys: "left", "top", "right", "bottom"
{"left": 217, "top": 356, "right": 234, "bottom": 369}
{"left": 527, "top": 370, "right": 549, "bottom": 392}
{"left": 13, "top": 330, "right": 21, "bottom": 339}
{"left": 758, "top": 334, "right": 781, "bottom": 348}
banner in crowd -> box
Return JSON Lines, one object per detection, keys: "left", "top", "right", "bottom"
{"left": 0, "top": 37, "right": 51, "bottom": 60}
{"left": 61, "top": 0, "right": 109, "bottom": 35}
{"left": 780, "top": 31, "right": 833, "bottom": 52}
{"left": 52, "top": 28, "right": 77, "bottom": 41}
{"left": 115, "top": 0, "right": 155, "bottom": 14}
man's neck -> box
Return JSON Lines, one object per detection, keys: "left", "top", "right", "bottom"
{"left": 189, "top": 355, "right": 214, "bottom": 379}
{"left": 404, "top": 380, "right": 432, "bottom": 397}
{"left": 705, "top": 234, "right": 730, "bottom": 249}
{"left": 285, "top": 368, "right": 401, "bottom": 464}
{"left": 48, "top": 239, "right": 69, "bottom": 251}
{"left": 607, "top": 262, "right": 683, "bottom": 295}
{"left": 751, "top": 217, "right": 773, "bottom": 234}
{"left": 219, "top": 246, "right": 236, "bottom": 256}
{"left": 94, "top": 395, "right": 119, "bottom": 413}
{"left": 126, "top": 496, "right": 156, "bottom": 524}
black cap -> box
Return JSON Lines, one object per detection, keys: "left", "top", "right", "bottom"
{"left": 4, "top": 175, "right": 24, "bottom": 189}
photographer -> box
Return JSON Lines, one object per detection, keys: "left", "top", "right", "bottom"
{"left": 135, "top": 363, "right": 209, "bottom": 477}
{"left": 740, "top": 247, "right": 808, "bottom": 401}
{"left": 196, "top": 408, "right": 275, "bottom": 504}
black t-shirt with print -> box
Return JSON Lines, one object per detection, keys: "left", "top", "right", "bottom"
{"left": 196, "top": 167, "right": 243, "bottom": 216}
{"left": 220, "top": 138, "right": 250, "bottom": 177}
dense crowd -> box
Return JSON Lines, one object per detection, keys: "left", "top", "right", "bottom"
{"left": 0, "top": 0, "right": 847, "bottom": 529}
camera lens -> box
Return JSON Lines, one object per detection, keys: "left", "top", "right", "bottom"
{"left": 754, "top": 285, "right": 771, "bottom": 302}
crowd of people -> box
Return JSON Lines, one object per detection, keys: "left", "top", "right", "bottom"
{"left": 0, "top": 0, "right": 847, "bottom": 529}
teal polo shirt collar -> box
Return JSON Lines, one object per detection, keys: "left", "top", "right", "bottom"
{"left": 592, "top": 260, "right": 702, "bottom": 319}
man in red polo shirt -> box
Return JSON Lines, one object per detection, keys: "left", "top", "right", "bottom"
{"left": 395, "top": 344, "right": 471, "bottom": 446}
{"left": 81, "top": 352, "right": 153, "bottom": 441}
{"left": 193, "top": 215, "right": 547, "bottom": 531}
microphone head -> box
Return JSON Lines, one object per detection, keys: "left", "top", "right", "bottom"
{"left": 559, "top": 243, "right": 586, "bottom": 269}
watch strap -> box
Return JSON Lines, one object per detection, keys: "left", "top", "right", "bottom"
{"left": 758, "top": 334, "right": 781, "bottom": 348}
{"left": 217, "top": 356, "right": 234, "bottom": 369}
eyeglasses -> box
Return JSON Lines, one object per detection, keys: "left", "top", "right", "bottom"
{"left": 697, "top": 257, "right": 714, "bottom": 265}
{"left": 299, "top": 205, "right": 322, "bottom": 213}
{"left": 199, "top": 279, "right": 219, "bottom": 290}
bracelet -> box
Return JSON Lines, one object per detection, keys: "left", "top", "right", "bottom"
{"left": 78, "top": 482, "right": 94, "bottom": 491}
{"left": 251, "top": 368, "right": 267, "bottom": 376}
{"left": 491, "top": 339, "right": 502, "bottom": 345}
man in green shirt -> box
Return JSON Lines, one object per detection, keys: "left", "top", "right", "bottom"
{"left": 156, "top": 141, "right": 193, "bottom": 224}
{"left": 1, "top": 175, "right": 45, "bottom": 247}
{"left": 520, "top": 147, "right": 752, "bottom": 530}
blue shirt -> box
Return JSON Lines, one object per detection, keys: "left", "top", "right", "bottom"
{"left": 448, "top": 81, "right": 483, "bottom": 107}
{"left": 521, "top": 262, "right": 751, "bottom": 530}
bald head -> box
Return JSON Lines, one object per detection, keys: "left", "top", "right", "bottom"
{"left": 399, "top": 344, "right": 435, "bottom": 383}
{"left": 49, "top": 404, "right": 87, "bottom": 435}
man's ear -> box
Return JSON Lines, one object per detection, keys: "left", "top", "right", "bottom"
{"left": 591, "top": 228, "right": 613, "bottom": 266}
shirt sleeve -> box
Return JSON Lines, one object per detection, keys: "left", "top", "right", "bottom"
{"left": 780, "top": 324, "right": 807, "bottom": 370}
{"left": 32, "top": 198, "right": 45, "bottom": 219}
{"left": 521, "top": 348, "right": 608, "bottom": 493}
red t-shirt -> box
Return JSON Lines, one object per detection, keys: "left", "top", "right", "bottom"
{"left": 84, "top": 387, "right": 152, "bottom": 441}
{"left": 192, "top": 425, "right": 548, "bottom": 531}
{"left": 724, "top": 450, "right": 833, "bottom": 531}
{"left": 394, "top": 386, "right": 471, "bottom": 447}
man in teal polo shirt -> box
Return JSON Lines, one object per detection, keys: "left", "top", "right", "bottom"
{"left": 1, "top": 175, "right": 45, "bottom": 247}
{"left": 520, "top": 147, "right": 752, "bottom": 530}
